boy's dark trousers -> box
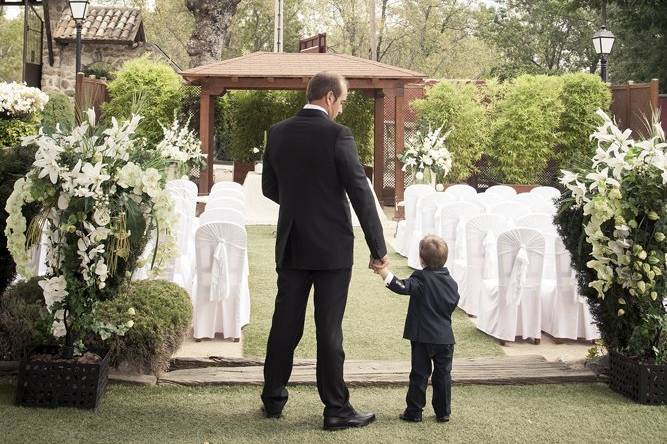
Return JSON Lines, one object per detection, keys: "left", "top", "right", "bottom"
{"left": 405, "top": 341, "right": 454, "bottom": 419}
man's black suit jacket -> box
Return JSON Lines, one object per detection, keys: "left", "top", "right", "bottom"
{"left": 262, "top": 108, "right": 387, "bottom": 270}
{"left": 387, "top": 267, "right": 460, "bottom": 344}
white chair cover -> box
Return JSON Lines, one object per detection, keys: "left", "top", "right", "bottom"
{"left": 485, "top": 185, "right": 517, "bottom": 200}
{"left": 457, "top": 214, "right": 510, "bottom": 316}
{"left": 210, "top": 188, "right": 245, "bottom": 203}
{"left": 210, "top": 181, "right": 245, "bottom": 196}
{"left": 407, "top": 193, "right": 455, "bottom": 269}
{"left": 444, "top": 183, "right": 477, "bottom": 201}
{"left": 472, "top": 192, "right": 500, "bottom": 213}
{"left": 206, "top": 197, "right": 245, "bottom": 212}
{"left": 542, "top": 238, "right": 600, "bottom": 340}
{"left": 514, "top": 192, "right": 555, "bottom": 214}
{"left": 435, "top": 201, "right": 482, "bottom": 281}
{"left": 489, "top": 201, "right": 531, "bottom": 223}
{"left": 395, "top": 184, "right": 435, "bottom": 256}
{"left": 516, "top": 213, "right": 558, "bottom": 281}
{"left": 193, "top": 222, "right": 250, "bottom": 339}
{"left": 530, "top": 186, "right": 561, "bottom": 201}
{"left": 476, "top": 228, "right": 545, "bottom": 342}
{"left": 167, "top": 179, "right": 198, "bottom": 196}
{"left": 199, "top": 208, "right": 246, "bottom": 226}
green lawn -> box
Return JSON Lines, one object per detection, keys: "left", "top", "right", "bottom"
{"left": 1, "top": 383, "right": 664, "bottom": 443}
{"left": 244, "top": 226, "right": 502, "bottom": 360}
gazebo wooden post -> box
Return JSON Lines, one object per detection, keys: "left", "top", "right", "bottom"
{"left": 198, "top": 89, "right": 217, "bottom": 194}
{"left": 394, "top": 88, "right": 406, "bottom": 219}
{"left": 373, "top": 89, "right": 385, "bottom": 204}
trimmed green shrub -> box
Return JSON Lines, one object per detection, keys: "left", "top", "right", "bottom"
{"left": 0, "top": 144, "right": 39, "bottom": 295}
{"left": 218, "top": 90, "right": 374, "bottom": 164}
{"left": 41, "top": 91, "right": 75, "bottom": 135}
{"left": 103, "top": 56, "right": 184, "bottom": 145}
{"left": 412, "top": 80, "right": 490, "bottom": 182}
{"left": 93, "top": 280, "right": 192, "bottom": 375}
{"left": 0, "top": 277, "right": 52, "bottom": 360}
{"left": 490, "top": 74, "right": 564, "bottom": 184}
{"left": 0, "top": 116, "right": 39, "bottom": 148}
{"left": 556, "top": 73, "right": 612, "bottom": 169}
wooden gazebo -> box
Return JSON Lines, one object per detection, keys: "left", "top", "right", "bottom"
{"left": 180, "top": 51, "right": 425, "bottom": 214}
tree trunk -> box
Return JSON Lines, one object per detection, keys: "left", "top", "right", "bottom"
{"left": 185, "top": 0, "right": 241, "bottom": 68}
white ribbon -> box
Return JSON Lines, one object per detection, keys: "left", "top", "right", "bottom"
{"left": 209, "top": 239, "right": 246, "bottom": 302}
{"left": 454, "top": 216, "right": 467, "bottom": 262}
{"left": 506, "top": 245, "right": 529, "bottom": 306}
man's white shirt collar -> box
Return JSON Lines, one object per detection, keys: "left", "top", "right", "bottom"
{"left": 303, "top": 104, "right": 329, "bottom": 116}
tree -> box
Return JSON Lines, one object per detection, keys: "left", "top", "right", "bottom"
{"left": 0, "top": 11, "right": 23, "bottom": 82}
{"left": 478, "top": 0, "right": 600, "bottom": 79}
{"left": 185, "top": 0, "right": 242, "bottom": 67}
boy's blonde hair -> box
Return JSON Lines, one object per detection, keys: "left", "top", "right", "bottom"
{"left": 419, "top": 235, "right": 449, "bottom": 268}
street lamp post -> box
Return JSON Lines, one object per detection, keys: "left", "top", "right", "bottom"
{"left": 592, "top": 25, "right": 615, "bottom": 83}
{"left": 68, "top": 0, "right": 89, "bottom": 74}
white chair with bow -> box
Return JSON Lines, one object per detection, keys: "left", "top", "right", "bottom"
{"left": 193, "top": 222, "right": 250, "bottom": 340}
{"left": 514, "top": 192, "right": 555, "bottom": 214}
{"left": 530, "top": 186, "right": 561, "bottom": 201}
{"left": 457, "top": 214, "right": 510, "bottom": 316}
{"left": 435, "top": 201, "right": 482, "bottom": 281}
{"left": 476, "top": 228, "right": 545, "bottom": 344}
{"left": 485, "top": 185, "right": 517, "bottom": 200}
{"left": 542, "top": 237, "right": 600, "bottom": 341}
{"left": 443, "top": 183, "right": 477, "bottom": 201}
{"left": 489, "top": 201, "right": 532, "bottom": 225}
{"left": 407, "top": 193, "right": 455, "bottom": 269}
{"left": 395, "top": 184, "right": 435, "bottom": 256}
{"left": 199, "top": 208, "right": 246, "bottom": 226}
{"left": 210, "top": 181, "right": 245, "bottom": 197}
{"left": 206, "top": 196, "right": 245, "bottom": 213}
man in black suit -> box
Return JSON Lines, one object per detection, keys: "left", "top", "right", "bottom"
{"left": 260, "top": 71, "right": 388, "bottom": 430}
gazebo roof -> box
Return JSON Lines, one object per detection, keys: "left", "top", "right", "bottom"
{"left": 181, "top": 52, "right": 425, "bottom": 89}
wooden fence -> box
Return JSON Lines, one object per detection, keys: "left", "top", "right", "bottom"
{"left": 660, "top": 94, "right": 667, "bottom": 134}
{"left": 610, "top": 79, "right": 660, "bottom": 138}
{"left": 74, "top": 73, "right": 109, "bottom": 123}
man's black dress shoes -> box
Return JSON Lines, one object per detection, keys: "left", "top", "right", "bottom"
{"left": 261, "top": 406, "right": 282, "bottom": 419}
{"left": 436, "top": 416, "right": 450, "bottom": 423}
{"left": 323, "top": 411, "right": 376, "bottom": 431}
{"left": 399, "top": 412, "right": 422, "bottom": 423}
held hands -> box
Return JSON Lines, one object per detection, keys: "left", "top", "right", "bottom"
{"left": 368, "top": 255, "right": 389, "bottom": 276}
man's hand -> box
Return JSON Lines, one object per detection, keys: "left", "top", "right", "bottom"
{"left": 369, "top": 255, "right": 389, "bottom": 272}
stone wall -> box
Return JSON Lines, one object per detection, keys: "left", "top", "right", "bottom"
{"left": 41, "top": 42, "right": 149, "bottom": 96}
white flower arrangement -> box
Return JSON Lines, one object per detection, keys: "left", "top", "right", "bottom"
{"left": 155, "top": 116, "right": 205, "bottom": 179}
{"left": 4, "top": 109, "right": 193, "bottom": 349}
{"left": 0, "top": 81, "right": 49, "bottom": 117}
{"left": 399, "top": 126, "right": 453, "bottom": 183}
{"left": 560, "top": 109, "right": 667, "bottom": 311}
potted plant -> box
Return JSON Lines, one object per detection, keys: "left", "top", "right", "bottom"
{"left": 556, "top": 110, "right": 666, "bottom": 404}
{"left": 5, "top": 109, "right": 192, "bottom": 409}
{"left": 399, "top": 125, "right": 453, "bottom": 188}
{"left": 0, "top": 81, "right": 49, "bottom": 148}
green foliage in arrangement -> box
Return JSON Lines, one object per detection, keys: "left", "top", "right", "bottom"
{"left": 41, "top": 91, "right": 75, "bottom": 135}
{"left": 0, "top": 145, "right": 39, "bottom": 295}
{"left": 556, "top": 73, "right": 612, "bottom": 169}
{"left": 412, "top": 81, "right": 490, "bottom": 182}
{"left": 489, "top": 75, "right": 564, "bottom": 184}
{"left": 93, "top": 280, "right": 192, "bottom": 375}
{"left": 217, "top": 90, "right": 374, "bottom": 164}
{"left": 103, "top": 57, "right": 184, "bottom": 145}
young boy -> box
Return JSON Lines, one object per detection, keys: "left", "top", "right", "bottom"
{"left": 374, "top": 234, "right": 460, "bottom": 423}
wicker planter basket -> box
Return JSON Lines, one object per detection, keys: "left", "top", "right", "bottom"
{"left": 609, "top": 351, "right": 667, "bottom": 405}
{"left": 15, "top": 346, "right": 110, "bottom": 410}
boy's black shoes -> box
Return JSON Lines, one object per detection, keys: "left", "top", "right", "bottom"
{"left": 399, "top": 412, "right": 422, "bottom": 422}
{"left": 323, "top": 411, "right": 376, "bottom": 431}
{"left": 436, "top": 416, "right": 450, "bottom": 423}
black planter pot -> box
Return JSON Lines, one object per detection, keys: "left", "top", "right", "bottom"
{"left": 609, "top": 351, "right": 667, "bottom": 405}
{"left": 15, "top": 346, "right": 110, "bottom": 410}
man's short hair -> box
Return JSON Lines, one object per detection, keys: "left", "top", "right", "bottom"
{"left": 306, "top": 72, "right": 347, "bottom": 102}
{"left": 419, "top": 235, "right": 449, "bottom": 268}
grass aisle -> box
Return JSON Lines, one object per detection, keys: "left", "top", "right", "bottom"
{"left": 0, "top": 383, "right": 664, "bottom": 443}
{"left": 244, "top": 226, "right": 502, "bottom": 360}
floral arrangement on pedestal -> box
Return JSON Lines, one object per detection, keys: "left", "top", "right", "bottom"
{"left": 155, "top": 115, "right": 206, "bottom": 180}
{"left": 0, "top": 81, "right": 49, "bottom": 147}
{"left": 556, "top": 110, "right": 666, "bottom": 365}
{"left": 399, "top": 126, "right": 453, "bottom": 187}
{"left": 4, "top": 109, "right": 195, "bottom": 355}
